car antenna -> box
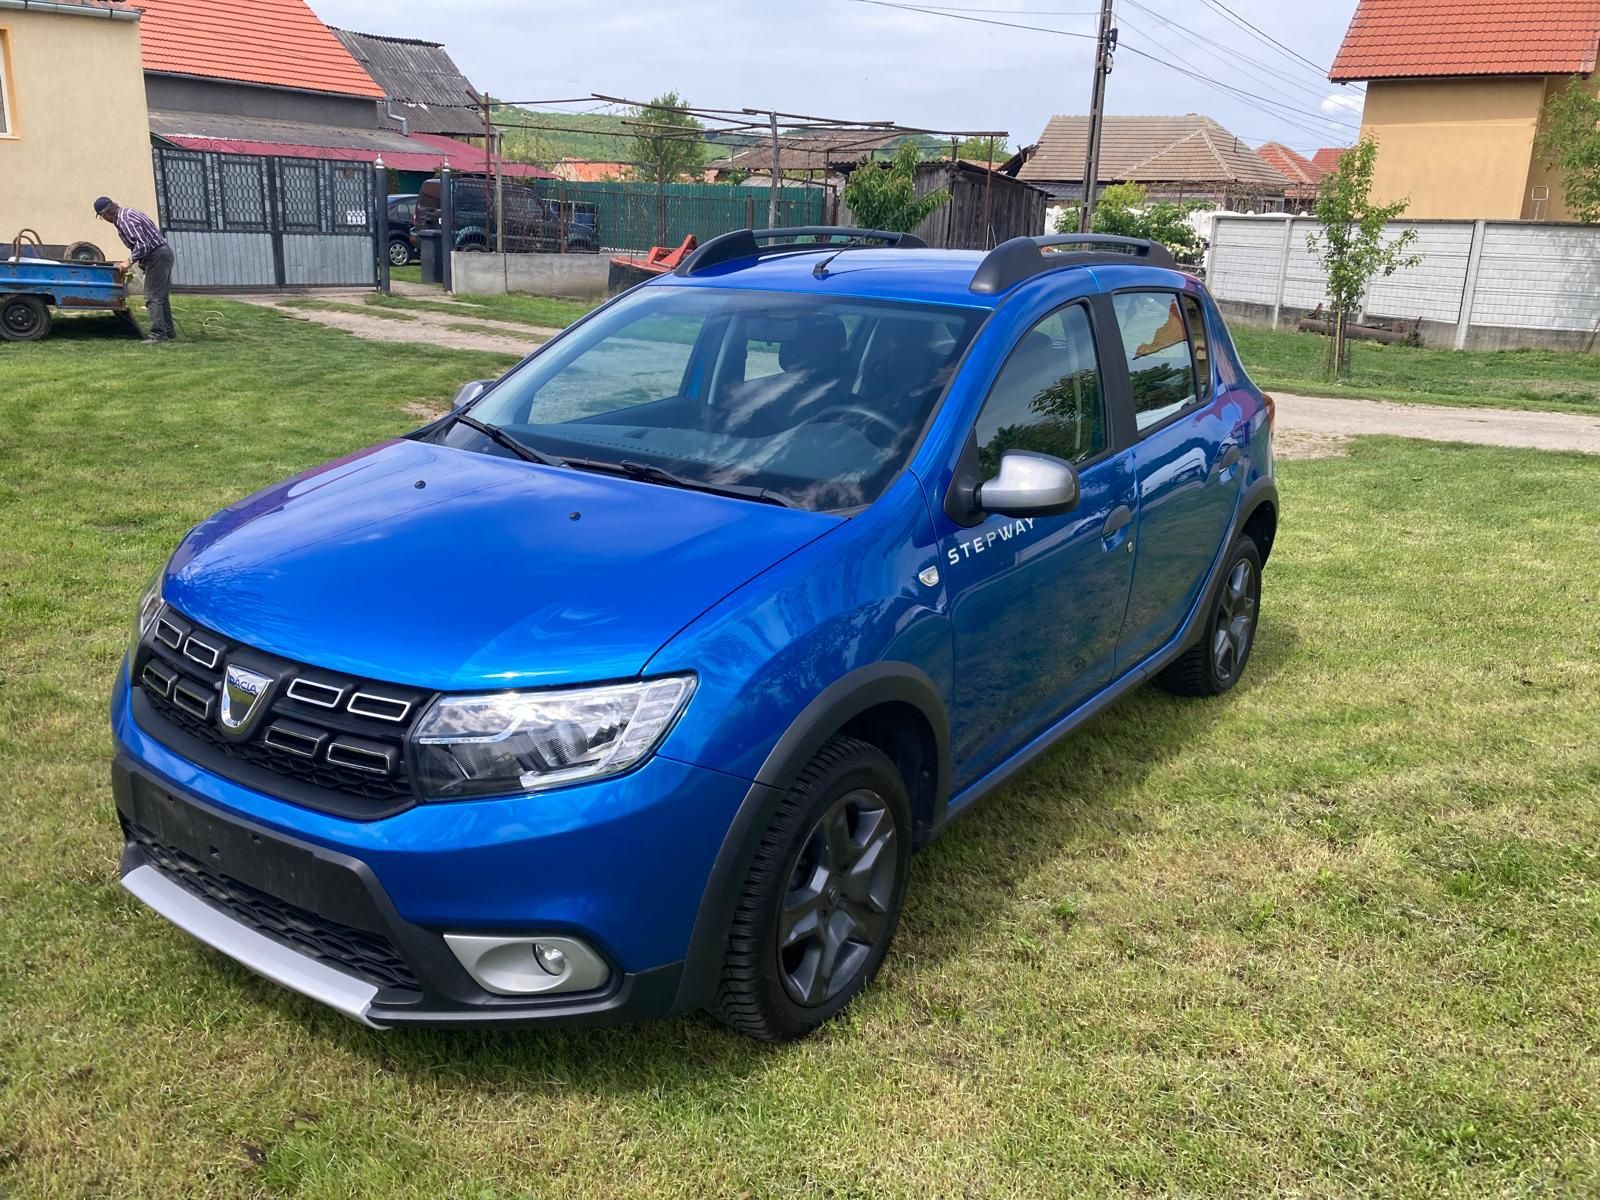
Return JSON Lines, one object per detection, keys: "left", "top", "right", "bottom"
{"left": 812, "top": 241, "right": 857, "bottom": 278}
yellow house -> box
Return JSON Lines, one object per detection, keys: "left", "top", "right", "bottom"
{"left": 1330, "top": 0, "right": 1600, "bottom": 221}
{"left": 0, "top": 0, "right": 157, "bottom": 252}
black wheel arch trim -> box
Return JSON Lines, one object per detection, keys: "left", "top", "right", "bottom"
{"left": 671, "top": 662, "right": 951, "bottom": 1014}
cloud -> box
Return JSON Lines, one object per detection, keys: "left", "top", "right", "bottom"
{"left": 1321, "top": 91, "right": 1363, "bottom": 116}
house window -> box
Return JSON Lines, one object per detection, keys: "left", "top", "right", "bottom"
{"left": 0, "top": 30, "right": 14, "bottom": 138}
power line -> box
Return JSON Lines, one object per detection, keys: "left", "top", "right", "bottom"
{"left": 904, "top": 3, "right": 1097, "bottom": 11}
{"left": 1196, "top": 0, "right": 1363, "bottom": 93}
{"left": 1114, "top": 11, "right": 1360, "bottom": 141}
{"left": 844, "top": 0, "right": 1360, "bottom": 140}
{"left": 844, "top": 0, "right": 1096, "bottom": 38}
{"left": 1119, "top": 0, "right": 1359, "bottom": 112}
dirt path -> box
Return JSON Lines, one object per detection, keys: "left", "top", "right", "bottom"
{"left": 1274, "top": 391, "right": 1600, "bottom": 457}
{"left": 237, "top": 294, "right": 554, "bottom": 354}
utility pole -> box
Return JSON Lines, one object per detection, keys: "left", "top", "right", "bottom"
{"left": 768, "top": 110, "right": 781, "bottom": 227}
{"left": 481, "top": 93, "right": 496, "bottom": 252}
{"left": 1078, "top": 0, "right": 1117, "bottom": 233}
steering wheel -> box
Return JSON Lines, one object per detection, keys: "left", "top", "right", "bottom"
{"left": 814, "top": 404, "right": 903, "bottom": 448}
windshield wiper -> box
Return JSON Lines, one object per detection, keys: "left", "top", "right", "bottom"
{"left": 563, "top": 456, "right": 796, "bottom": 508}
{"left": 448, "top": 413, "right": 563, "bottom": 467}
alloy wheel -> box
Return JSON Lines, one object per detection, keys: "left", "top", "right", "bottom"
{"left": 1212, "top": 557, "right": 1259, "bottom": 684}
{"left": 777, "top": 788, "right": 899, "bottom": 1007}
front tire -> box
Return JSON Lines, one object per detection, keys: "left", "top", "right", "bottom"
{"left": 1155, "top": 533, "right": 1262, "bottom": 697}
{"left": 711, "top": 736, "right": 911, "bottom": 1042}
{"left": 388, "top": 238, "right": 413, "bottom": 267}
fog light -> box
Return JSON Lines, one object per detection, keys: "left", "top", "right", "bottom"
{"left": 443, "top": 933, "right": 609, "bottom": 996}
{"left": 534, "top": 944, "right": 567, "bottom": 976}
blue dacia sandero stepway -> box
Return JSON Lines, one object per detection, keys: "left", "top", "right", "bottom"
{"left": 112, "top": 229, "right": 1278, "bottom": 1041}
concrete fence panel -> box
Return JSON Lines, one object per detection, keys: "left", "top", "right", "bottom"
{"left": 1207, "top": 215, "right": 1600, "bottom": 352}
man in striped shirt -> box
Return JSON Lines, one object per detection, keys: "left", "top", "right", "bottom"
{"left": 94, "top": 196, "right": 176, "bottom": 342}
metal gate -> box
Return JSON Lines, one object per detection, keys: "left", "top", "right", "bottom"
{"left": 153, "top": 147, "right": 377, "bottom": 290}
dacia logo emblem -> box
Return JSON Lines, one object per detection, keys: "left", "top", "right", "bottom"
{"left": 219, "top": 664, "right": 273, "bottom": 733}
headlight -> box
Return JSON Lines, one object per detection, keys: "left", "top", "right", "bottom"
{"left": 129, "top": 571, "right": 165, "bottom": 661}
{"left": 412, "top": 675, "right": 696, "bottom": 799}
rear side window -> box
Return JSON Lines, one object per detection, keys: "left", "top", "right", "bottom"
{"left": 973, "top": 304, "right": 1106, "bottom": 476}
{"left": 1111, "top": 292, "right": 1198, "bottom": 433}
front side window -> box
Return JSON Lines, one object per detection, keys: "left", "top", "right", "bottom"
{"left": 1112, "top": 291, "right": 1198, "bottom": 433}
{"left": 452, "top": 286, "right": 983, "bottom": 511}
{"left": 972, "top": 303, "right": 1105, "bottom": 478}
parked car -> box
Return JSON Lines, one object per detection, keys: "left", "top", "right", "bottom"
{"left": 112, "top": 228, "right": 1277, "bottom": 1041}
{"left": 415, "top": 176, "right": 599, "bottom": 254}
{"left": 386, "top": 193, "right": 419, "bottom": 267}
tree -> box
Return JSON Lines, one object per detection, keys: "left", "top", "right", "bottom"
{"left": 1535, "top": 78, "right": 1600, "bottom": 223}
{"left": 842, "top": 143, "right": 951, "bottom": 233}
{"left": 1305, "top": 137, "right": 1420, "bottom": 380}
{"left": 1052, "top": 182, "right": 1209, "bottom": 256}
{"left": 955, "top": 135, "right": 1010, "bottom": 164}
{"left": 627, "top": 91, "right": 705, "bottom": 186}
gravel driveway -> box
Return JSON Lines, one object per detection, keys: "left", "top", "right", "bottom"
{"left": 1273, "top": 391, "right": 1600, "bottom": 457}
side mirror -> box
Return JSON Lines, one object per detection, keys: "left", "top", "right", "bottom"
{"left": 451, "top": 379, "right": 491, "bottom": 410}
{"left": 976, "top": 450, "right": 1080, "bottom": 517}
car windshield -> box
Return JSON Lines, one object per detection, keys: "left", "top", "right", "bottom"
{"left": 445, "top": 285, "right": 984, "bottom": 511}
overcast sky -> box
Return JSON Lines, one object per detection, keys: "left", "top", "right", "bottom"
{"left": 309, "top": 0, "right": 1365, "bottom": 154}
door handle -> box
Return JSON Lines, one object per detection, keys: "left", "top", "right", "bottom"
{"left": 1102, "top": 504, "right": 1134, "bottom": 539}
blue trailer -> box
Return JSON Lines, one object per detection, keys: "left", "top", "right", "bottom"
{"left": 2, "top": 231, "right": 138, "bottom": 342}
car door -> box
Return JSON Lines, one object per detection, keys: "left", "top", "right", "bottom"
{"left": 943, "top": 299, "right": 1137, "bottom": 787}
{"left": 1110, "top": 289, "right": 1246, "bottom": 668}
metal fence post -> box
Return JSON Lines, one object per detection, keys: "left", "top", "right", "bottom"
{"left": 374, "top": 157, "right": 390, "bottom": 293}
{"left": 440, "top": 166, "right": 454, "bottom": 293}
{"left": 1270, "top": 215, "right": 1295, "bottom": 331}
{"left": 1455, "top": 219, "right": 1487, "bottom": 350}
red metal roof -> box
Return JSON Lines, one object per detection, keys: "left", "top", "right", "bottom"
{"left": 135, "top": 0, "right": 385, "bottom": 98}
{"left": 162, "top": 132, "right": 555, "bottom": 178}
{"left": 1330, "top": 0, "right": 1600, "bottom": 80}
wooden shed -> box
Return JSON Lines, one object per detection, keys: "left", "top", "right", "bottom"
{"left": 841, "top": 160, "right": 1049, "bottom": 249}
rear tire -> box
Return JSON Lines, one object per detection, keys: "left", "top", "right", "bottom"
{"left": 388, "top": 238, "right": 412, "bottom": 267}
{"left": 1155, "top": 534, "right": 1262, "bottom": 697}
{"left": 711, "top": 735, "right": 911, "bottom": 1042}
{"left": 0, "top": 295, "right": 51, "bottom": 342}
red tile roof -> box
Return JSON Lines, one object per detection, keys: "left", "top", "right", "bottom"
{"left": 1330, "top": 0, "right": 1600, "bottom": 80}
{"left": 1312, "top": 147, "right": 1350, "bottom": 173}
{"left": 135, "top": 0, "right": 384, "bottom": 98}
{"left": 1255, "top": 143, "right": 1322, "bottom": 186}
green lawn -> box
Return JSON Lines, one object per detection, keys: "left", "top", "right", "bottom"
{"left": 367, "top": 289, "right": 595, "bottom": 330}
{"left": 1232, "top": 324, "right": 1600, "bottom": 414}
{"left": 3, "top": 300, "right": 1600, "bottom": 1197}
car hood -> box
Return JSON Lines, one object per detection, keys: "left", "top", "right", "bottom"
{"left": 164, "top": 439, "right": 840, "bottom": 691}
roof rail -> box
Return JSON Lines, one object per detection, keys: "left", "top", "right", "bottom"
{"left": 969, "top": 234, "right": 1178, "bottom": 295}
{"left": 675, "top": 226, "right": 927, "bottom": 277}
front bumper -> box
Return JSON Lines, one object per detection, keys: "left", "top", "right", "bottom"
{"left": 111, "top": 672, "right": 752, "bottom": 1028}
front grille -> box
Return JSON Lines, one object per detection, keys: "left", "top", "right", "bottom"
{"left": 123, "top": 815, "right": 420, "bottom": 994}
{"left": 132, "top": 605, "right": 434, "bottom": 815}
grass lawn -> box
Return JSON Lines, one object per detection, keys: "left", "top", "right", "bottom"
{"left": 367, "top": 289, "right": 594, "bottom": 330}
{"left": 1231, "top": 324, "right": 1600, "bottom": 415}
{"left": 3, "top": 300, "right": 1600, "bottom": 1197}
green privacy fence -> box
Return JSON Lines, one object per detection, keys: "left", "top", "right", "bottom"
{"left": 521, "top": 179, "right": 829, "bottom": 252}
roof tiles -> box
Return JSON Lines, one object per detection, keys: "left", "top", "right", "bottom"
{"left": 1330, "top": 0, "right": 1600, "bottom": 80}
{"left": 1018, "top": 114, "right": 1289, "bottom": 188}
{"left": 135, "top": 0, "right": 384, "bottom": 98}
{"left": 1311, "top": 147, "right": 1350, "bottom": 173}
